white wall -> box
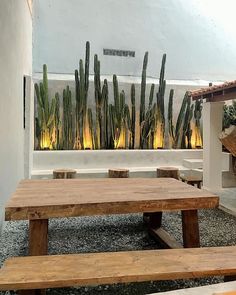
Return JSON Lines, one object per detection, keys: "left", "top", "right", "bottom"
{"left": 33, "top": 0, "right": 236, "bottom": 81}
{"left": 0, "top": 1, "right": 32, "bottom": 212}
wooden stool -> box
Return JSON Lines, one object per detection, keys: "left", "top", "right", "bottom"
{"left": 108, "top": 169, "right": 129, "bottom": 178}
{"left": 53, "top": 169, "right": 76, "bottom": 179}
{"left": 157, "top": 167, "right": 179, "bottom": 179}
{"left": 180, "top": 175, "right": 202, "bottom": 189}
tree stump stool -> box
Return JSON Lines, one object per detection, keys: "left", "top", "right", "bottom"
{"left": 180, "top": 175, "right": 202, "bottom": 189}
{"left": 144, "top": 167, "right": 179, "bottom": 226}
{"left": 156, "top": 167, "right": 179, "bottom": 179}
{"left": 108, "top": 168, "right": 129, "bottom": 178}
{"left": 53, "top": 169, "right": 77, "bottom": 179}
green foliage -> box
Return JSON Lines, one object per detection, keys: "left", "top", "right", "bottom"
{"left": 223, "top": 101, "right": 236, "bottom": 129}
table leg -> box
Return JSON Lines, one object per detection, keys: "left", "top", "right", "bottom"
{"left": 149, "top": 212, "right": 162, "bottom": 228}
{"left": 29, "top": 219, "right": 48, "bottom": 256}
{"left": 18, "top": 219, "right": 48, "bottom": 295}
{"left": 181, "top": 210, "right": 200, "bottom": 248}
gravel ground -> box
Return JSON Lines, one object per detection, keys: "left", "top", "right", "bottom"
{"left": 0, "top": 209, "right": 236, "bottom": 295}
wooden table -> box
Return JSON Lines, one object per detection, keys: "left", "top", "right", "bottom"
{"left": 5, "top": 178, "right": 219, "bottom": 256}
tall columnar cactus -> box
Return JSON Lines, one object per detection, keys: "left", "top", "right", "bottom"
{"left": 54, "top": 92, "right": 60, "bottom": 149}
{"left": 101, "top": 79, "right": 109, "bottom": 149}
{"left": 168, "top": 89, "right": 175, "bottom": 147}
{"left": 174, "top": 92, "right": 189, "bottom": 148}
{"left": 130, "top": 84, "right": 136, "bottom": 149}
{"left": 193, "top": 98, "right": 203, "bottom": 148}
{"left": 109, "top": 82, "right": 131, "bottom": 149}
{"left": 154, "top": 54, "right": 166, "bottom": 149}
{"left": 181, "top": 97, "right": 194, "bottom": 149}
{"left": 139, "top": 52, "right": 148, "bottom": 148}
{"left": 94, "top": 54, "right": 102, "bottom": 149}
{"left": 75, "top": 41, "right": 90, "bottom": 149}
{"left": 62, "top": 86, "right": 73, "bottom": 150}
{"left": 35, "top": 64, "right": 56, "bottom": 149}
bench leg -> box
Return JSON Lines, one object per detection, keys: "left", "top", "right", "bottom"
{"left": 18, "top": 219, "right": 49, "bottom": 295}
{"left": 181, "top": 210, "right": 200, "bottom": 248}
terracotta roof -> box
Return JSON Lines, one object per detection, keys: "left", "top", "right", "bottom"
{"left": 189, "top": 80, "right": 236, "bottom": 102}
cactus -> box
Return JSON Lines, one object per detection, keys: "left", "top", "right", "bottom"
{"left": 130, "top": 84, "right": 136, "bottom": 149}
{"left": 168, "top": 89, "right": 174, "bottom": 147}
{"left": 174, "top": 92, "right": 189, "bottom": 148}
{"left": 180, "top": 97, "right": 194, "bottom": 149}
{"left": 193, "top": 98, "right": 203, "bottom": 148}
{"left": 154, "top": 54, "right": 166, "bottom": 149}
{"left": 62, "top": 86, "right": 73, "bottom": 150}
{"left": 34, "top": 64, "right": 56, "bottom": 149}
{"left": 53, "top": 92, "right": 60, "bottom": 149}
{"left": 139, "top": 52, "right": 148, "bottom": 148}
{"left": 94, "top": 54, "right": 101, "bottom": 149}
{"left": 101, "top": 79, "right": 109, "bottom": 148}
{"left": 75, "top": 41, "right": 90, "bottom": 149}
{"left": 109, "top": 80, "right": 131, "bottom": 149}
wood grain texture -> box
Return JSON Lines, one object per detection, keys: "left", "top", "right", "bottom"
{"left": 5, "top": 178, "right": 219, "bottom": 221}
{"left": 182, "top": 210, "right": 200, "bottom": 248}
{"left": 29, "top": 219, "right": 48, "bottom": 256}
{"left": 1, "top": 246, "right": 236, "bottom": 291}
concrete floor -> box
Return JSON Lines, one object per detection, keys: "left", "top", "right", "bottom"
{"left": 218, "top": 187, "right": 236, "bottom": 217}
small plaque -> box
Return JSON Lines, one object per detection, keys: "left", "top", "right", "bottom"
{"left": 103, "top": 49, "right": 135, "bottom": 57}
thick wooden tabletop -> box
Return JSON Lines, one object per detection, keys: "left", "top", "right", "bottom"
{"left": 5, "top": 178, "right": 219, "bottom": 221}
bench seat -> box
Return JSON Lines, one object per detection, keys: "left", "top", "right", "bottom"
{"left": 1, "top": 246, "right": 236, "bottom": 291}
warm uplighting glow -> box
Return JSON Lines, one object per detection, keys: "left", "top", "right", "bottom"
{"left": 83, "top": 115, "right": 93, "bottom": 150}
{"left": 191, "top": 122, "right": 203, "bottom": 149}
{"left": 115, "top": 127, "right": 126, "bottom": 149}
{"left": 40, "top": 129, "right": 52, "bottom": 150}
{"left": 153, "top": 124, "right": 164, "bottom": 149}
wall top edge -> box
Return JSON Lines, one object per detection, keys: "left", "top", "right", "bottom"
{"left": 33, "top": 73, "right": 224, "bottom": 87}
{"left": 33, "top": 149, "right": 203, "bottom": 154}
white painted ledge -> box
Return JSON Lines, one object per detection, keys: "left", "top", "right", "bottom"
{"left": 32, "top": 149, "right": 202, "bottom": 178}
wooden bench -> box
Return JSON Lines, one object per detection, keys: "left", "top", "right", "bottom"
{"left": 0, "top": 246, "right": 236, "bottom": 293}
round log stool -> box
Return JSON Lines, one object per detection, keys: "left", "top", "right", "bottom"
{"left": 53, "top": 169, "right": 77, "bottom": 179}
{"left": 156, "top": 167, "right": 179, "bottom": 180}
{"left": 108, "top": 168, "right": 129, "bottom": 178}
